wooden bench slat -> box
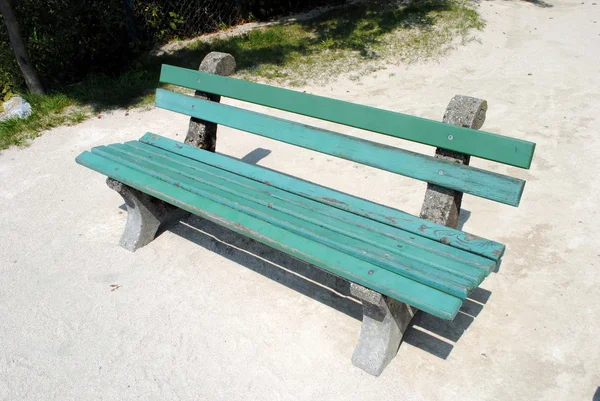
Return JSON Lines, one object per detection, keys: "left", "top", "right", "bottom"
{"left": 93, "top": 144, "right": 475, "bottom": 298}
{"left": 95, "top": 142, "right": 491, "bottom": 296}
{"left": 141, "top": 133, "right": 506, "bottom": 261}
{"left": 155, "top": 89, "right": 525, "bottom": 206}
{"left": 76, "top": 150, "right": 464, "bottom": 320}
{"left": 121, "top": 140, "right": 495, "bottom": 281}
{"left": 160, "top": 65, "right": 536, "bottom": 169}
{"left": 124, "top": 141, "right": 495, "bottom": 279}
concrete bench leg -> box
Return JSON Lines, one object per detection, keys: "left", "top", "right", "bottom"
{"left": 351, "top": 95, "right": 488, "bottom": 376}
{"left": 107, "top": 178, "right": 188, "bottom": 252}
{"left": 185, "top": 52, "right": 236, "bottom": 151}
{"left": 350, "top": 283, "right": 416, "bottom": 376}
{"left": 105, "top": 53, "right": 236, "bottom": 252}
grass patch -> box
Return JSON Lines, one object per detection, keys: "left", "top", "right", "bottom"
{"left": 0, "top": 71, "right": 158, "bottom": 149}
{"left": 0, "top": 93, "right": 82, "bottom": 149}
{"left": 185, "top": 0, "right": 484, "bottom": 84}
{"left": 0, "top": 0, "right": 483, "bottom": 150}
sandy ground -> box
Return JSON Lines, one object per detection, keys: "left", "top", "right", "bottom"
{"left": 1, "top": 1, "right": 600, "bottom": 400}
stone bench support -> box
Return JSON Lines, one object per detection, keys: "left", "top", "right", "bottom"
{"left": 350, "top": 95, "right": 488, "bottom": 376}
{"left": 108, "top": 52, "right": 236, "bottom": 252}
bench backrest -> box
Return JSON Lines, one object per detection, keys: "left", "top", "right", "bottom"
{"left": 156, "top": 64, "right": 536, "bottom": 207}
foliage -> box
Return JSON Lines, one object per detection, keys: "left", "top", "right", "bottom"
{"left": 0, "top": 0, "right": 347, "bottom": 96}
{"left": 0, "top": 0, "right": 484, "bottom": 150}
{"left": 0, "top": 0, "right": 129, "bottom": 92}
{"left": 0, "top": 91, "right": 83, "bottom": 149}
{"left": 0, "top": 33, "right": 21, "bottom": 96}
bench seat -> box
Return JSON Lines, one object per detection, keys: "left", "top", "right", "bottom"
{"left": 77, "top": 133, "right": 503, "bottom": 320}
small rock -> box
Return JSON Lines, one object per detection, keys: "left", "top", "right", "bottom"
{"left": 199, "top": 52, "right": 236, "bottom": 76}
{"left": 0, "top": 96, "right": 32, "bottom": 121}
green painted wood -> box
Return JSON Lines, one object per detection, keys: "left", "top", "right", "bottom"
{"left": 95, "top": 143, "right": 492, "bottom": 294}
{"left": 76, "top": 150, "right": 464, "bottom": 320}
{"left": 93, "top": 144, "right": 477, "bottom": 298}
{"left": 160, "top": 64, "right": 536, "bottom": 169}
{"left": 141, "top": 133, "right": 506, "bottom": 261}
{"left": 155, "top": 89, "right": 525, "bottom": 206}
{"left": 119, "top": 141, "right": 495, "bottom": 281}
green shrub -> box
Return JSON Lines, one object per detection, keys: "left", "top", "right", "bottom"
{"left": 0, "top": 0, "right": 130, "bottom": 92}
{"left": 0, "top": 35, "right": 22, "bottom": 96}
{"left": 0, "top": 0, "right": 346, "bottom": 95}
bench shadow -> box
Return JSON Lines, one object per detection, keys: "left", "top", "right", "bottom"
{"left": 240, "top": 148, "right": 271, "bottom": 164}
{"left": 457, "top": 209, "right": 471, "bottom": 231}
{"left": 171, "top": 215, "right": 364, "bottom": 320}
{"left": 593, "top": 387, "right": 600, "bottom": 401}
{"left": 117, "top": 149, "right": 492, "bottom": 360}
{"left": 167, "top": 213, "right": 491, "bottom": 361}
{"left": 404, "top": 287, "right": 491, "bottom": 358}
{"left": 154, "top": 147, "right": 490, "bottom": 360}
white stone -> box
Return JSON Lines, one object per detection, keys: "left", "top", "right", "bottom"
{"left": 0, "top": 96, "right": 32, "bottom": 121}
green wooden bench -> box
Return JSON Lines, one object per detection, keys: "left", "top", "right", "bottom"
{"left": 76, "top": 52, "right": 535, "bottom": 376}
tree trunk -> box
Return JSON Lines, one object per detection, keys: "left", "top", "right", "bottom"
{"left": 122, "top": 0, "right": 138, "bottom": 42}
{"left": 0, "top": 0, "right": 44, "bottom": 94}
